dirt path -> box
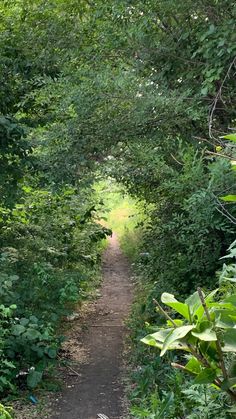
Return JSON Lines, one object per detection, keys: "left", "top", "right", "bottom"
{"left": 52, "top": 234, "right": 133, "bottom": 419}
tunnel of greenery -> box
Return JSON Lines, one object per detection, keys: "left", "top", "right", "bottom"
{"left": 0, "top": 1, "right": 236, "bottom": 418}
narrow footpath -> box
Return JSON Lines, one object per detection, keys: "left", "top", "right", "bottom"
{"left": 52, "top": 234, "right": 133, "bottom": 419}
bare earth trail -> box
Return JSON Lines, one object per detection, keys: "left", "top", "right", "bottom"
{"left": 52, "top": 234, "right": 133, "bottom": 419}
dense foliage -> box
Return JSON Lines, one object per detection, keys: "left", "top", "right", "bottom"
{"left": 0, "top": 0, "right": 112, "bottom": 397}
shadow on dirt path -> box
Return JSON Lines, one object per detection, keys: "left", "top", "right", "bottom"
{"left": 52, "top": 234, "right": 133, "bottom": 419}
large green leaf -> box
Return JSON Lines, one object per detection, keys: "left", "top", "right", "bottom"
{"left": 23, "top": 328, "right": 40, "bottom": 341}
{"left": 185, "top": 356, "right": 201, "bottom": 375}
{"left": 222, "top": 329, "right": 236, "bottom": 352}
{"left": 223, "top": 134, "right": 236, "bottom": 143}
{"left": 224, "top": 294, "right": 236, "bottom": 307}
{"left": 141, "top": 335, "right": 164, "bottom": 349}
{"left": 199, "top": 341, "right": 219, "bottom": 362}
{"left": 220, "top": 195, "right": 236, "bottom": 202}
{"left": 185, "top": 291, "right": 202, "bottom": 317}
{"left": 191, "top": 321, "right": 217, "bottom": 341}
{"left": 20, "top": 318, "right": 30, "bottom": 327}
{"left": 11, "top": 324, "right": 26, "bottom": 336}
{"left": 161, "top": 293, "right": 190, "bottom": 320}
{"left": 160, "top": 325, "right": 195, "bottom": 356}
{"left": 141, "top": 327, "right": 190, "bottom": 352}
{"left": 166, "top": 319, "right": 183, "bottom": 327}
{"left": 215, "top": 309, "right": 236, "bottom": 329}
{"left": 27, "top": 370, "right": 43, "bottom": 388}
{"left": 141, "top": 328, "right": 173, "bottom": 348}
{"left": 194, "top": 367, "right": 217, "bottom": 384}
{"left": 147, "top": 328, "right": 173, "bottom": 343}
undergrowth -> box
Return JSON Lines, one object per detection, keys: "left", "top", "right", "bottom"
{"left": 126, "top": 280, "right": 232, "bottom": 419}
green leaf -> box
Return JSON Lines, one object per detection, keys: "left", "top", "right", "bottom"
{"left": 201, "top": 87, "right": 208, "bottom": 96}
{"left": 223, "top": 277, "right": 236, "bottom": 283}
{"left": 222, "top": 329, "right": 236, "bottom": 352}
{"left": 141, "top": 334, "right": 163, "bottom": 348}
{"left": 160, "top": 325, "right": 195, "bottom": 356}
{"left": 185, "top": 291, "right": 201, "bottom": 314}
{"left": 161, "top": 293, "right": 190, "bottom": 320}
{"left": 191, "top": 321, "right": 217, "bottom": 341}
{"left": 45, "top": 347, "right": 57, "bottom": 359}
{"left": 141, "top": 328, "right": 190, "bottom": 352}
{"left": 194, "top": 368, "right": 217, "bottom": 384}
{"left": 2, "top": 359, "right": 16, "bottom": 369}
{"left": 27, "top": 370, "right": 43, "bottom": 388}
{"left": 167, "top": 319, "right": 183, "bottom": 327}
{"left": 20, "top": 318, "right": 30, "bottom": 326}
{"left": 11, "top": 324, "right": 26, "bottom": 336}
{"left": 155, "top": 392, "right": 174, "bottom": 418}
{"left": 185, "top": 357, "right": 201, "bottom": 374}
{"left": 147, "top": 328, "right": 173, "bottom": 343}
{"left": 223, "top": 134, "right": 236, "bottom": 143}
{"left": 199, "top": 341, "right": 219, "bottom": 362}
{"left": 224, "top": 294, "right": 236, "bottom": 306}
{"left": 215, "top": 309, "right": 236, "bottom": 329}
{"left": 23, "top": 328, "right": 40, "bottom": 340}
{"left": 29, "top": 315, "right": 38, "bottom": 324}
{"left": 220, "top": 195, "right": 236, "bottom": 202}
{"left": 141, "top": 328, "right": 173, "bottom": 348}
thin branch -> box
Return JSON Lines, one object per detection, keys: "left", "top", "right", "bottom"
{"left": 205, "top": 150, "right": 231, "bottom": 160}
{"left": 66, "top": 365, "right": 81, "bottom": 377}
{"left": 170, "top": 153, "right": 183, "bottom": 166}
{"left": 153, "top": 299, "right": 178, "bottom": 327}
{"left": 171, "top": 362, "right": 195, "bottom": 375}
{"left": 197, "top": 288, "right": 211, "bottom": 321}
{"left": 216, "top": 207, "right": 236, "bottom": 226}
{"left": 213, "top": 193, "right": 236, "bottom": 225}
{"left": 171, "top": 362, "right": 222, "bottom": 389}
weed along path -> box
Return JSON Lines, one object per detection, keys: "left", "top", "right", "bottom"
{"left": 52, "top": 234, "right": 133, "bottom": 419}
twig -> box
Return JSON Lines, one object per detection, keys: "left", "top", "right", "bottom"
{"left": 205, "top": 150, "right": 231, "bottom": 160}
{"left": 172, "top": 362, "right": 221, "bottom": 389}
{"left": 58, "top": 355, "right": 81, "bottom": 377}
{"left": 216, "top": 207, "right": 236, "bottom": 226}
{"left": 66, "top": 365, "right": 81, "bottom": 377}
{"left": 153, "top": 298, "right": 177, "bottom": 327}
{"left": 171, "top": 362, "right": 195, "bottom": 375}
{"left": 170, "top": 153, "right": 183, "bottom": 166}
{"left": 213, "top": 193, "right": 236, "bottom": 225}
